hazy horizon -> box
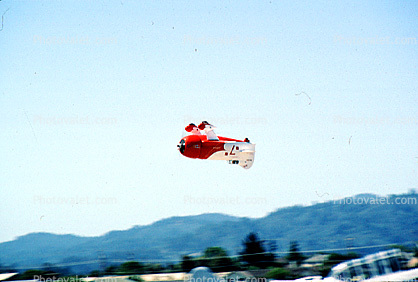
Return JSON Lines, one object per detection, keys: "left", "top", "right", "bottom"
{"left": 2, "top": 189, "right": 416, "bottom": 243}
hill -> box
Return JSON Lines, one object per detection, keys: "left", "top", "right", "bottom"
{"left": 0, "top": 193, "right": 417, "bottom": 274}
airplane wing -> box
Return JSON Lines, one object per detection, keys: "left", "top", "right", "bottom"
{"left": 198, "top": 121, "right": 219, "bottom": 141}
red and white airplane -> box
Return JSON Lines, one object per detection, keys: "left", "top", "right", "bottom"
{"left": 177, "top": 121, "right": 255, "bottom": 169}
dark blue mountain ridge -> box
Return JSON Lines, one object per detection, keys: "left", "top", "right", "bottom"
{"left": 0, "top": 192, "right": 416, "bottom": 274}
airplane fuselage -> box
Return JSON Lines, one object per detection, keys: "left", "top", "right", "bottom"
{"left": 178, "top": 135, "right": 255, "bottom": 169}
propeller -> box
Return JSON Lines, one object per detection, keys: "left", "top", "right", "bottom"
{"left": 177, "top": 139, "right": 186, "bottom": 154}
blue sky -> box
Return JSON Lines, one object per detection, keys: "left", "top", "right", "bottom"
{"left": 0, "top": 0, "right": 417, "bottom": 243}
